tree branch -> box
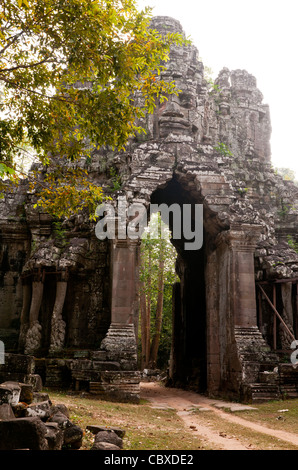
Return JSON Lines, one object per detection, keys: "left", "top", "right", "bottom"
{"left": 0, "top": 56, "right": 53, "bottom": 73}
{"left": 0, "top": 30, "right": 25, "bottom": 56}
{"left": 0, "top": 75, "right": 73, "bottom": 103}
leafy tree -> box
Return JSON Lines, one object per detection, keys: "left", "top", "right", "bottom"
{"left": 0, "top": 0, "right": 185, "bottom": 216}
{"left": 139, "top": 212, "right": 178, "bottom": 369}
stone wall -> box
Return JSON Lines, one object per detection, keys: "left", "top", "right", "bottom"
{"left": 0, "top": 183, "right": 111, "bottom": 356}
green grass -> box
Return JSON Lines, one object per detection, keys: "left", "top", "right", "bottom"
{"left": 46, "top": 389, "right": 298, "bottom": 451}
{"left": 47, "top": 390, "right": 210, "bottom": 450}
{"left": 192, "top": 407, "right": 298, "bottom": 450}
{"left": 230, "top": 398, "right": 298, "bottom": 434}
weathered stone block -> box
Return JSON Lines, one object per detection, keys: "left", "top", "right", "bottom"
{"left": 19, "top": 382, "right": 34, "bottom": 404}
{"left": 91, "top": 430, "right": 123, "bottom": 449}
{"left": 33, "top": 392, "right": 51, "bottom": 403}
{"left": 12, "top": 402, "right": 28, "bottom": 418}
{"left": 0, "top": 353, "right": 35, "bottom": 375}
{"left": 0, "top": 417, "right": 49, "bottom": 450}
{"left": 48, "top": 411, "right": 83, "bottom": 449}
{"left": 0, "top": 382, "right": 21, "bottom": 405}
{"left": 24, "top": 400, "right": 51, "bottom": 421}
{"left": 0, "top": 403, "right": 15, "bottom": 421}
{"left": 50, "top": 403, "right": 69, "bottom": 418}
{"left": 45, "top": 422, "right": 64, "bottom": 450}
{"left": 63, "top": 423, "right": 83, "bottom": 449}
{"left": 27, "top": 373, "right": 43, "bottom": 392}
{"left": 91, "top": 441, "right": 121, "bottom": 450}
{"left": 86, "top": 425, "right": 125, "bottom": 439}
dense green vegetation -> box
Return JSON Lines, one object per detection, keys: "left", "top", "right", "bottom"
{"left": 0, "top": 0, "right": 185, "bottom": 217}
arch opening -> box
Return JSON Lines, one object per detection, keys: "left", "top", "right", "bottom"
{"left": 147, "top": 175, "right": 210, "bottom": 392}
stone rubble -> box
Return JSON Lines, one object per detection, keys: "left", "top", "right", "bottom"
{"left": 0, "top": 377, "right": 126, "bottom": 450}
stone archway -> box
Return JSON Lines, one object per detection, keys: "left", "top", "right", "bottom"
{"left": 1, "top": 15, "right": 298, "bottom": 404}
{"left": 98, "top": 167, "right": 268, "bottom": 401}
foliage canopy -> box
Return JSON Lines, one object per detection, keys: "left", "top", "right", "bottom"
{"left": 0, "top": 0, "right": 185, "bottom": 217}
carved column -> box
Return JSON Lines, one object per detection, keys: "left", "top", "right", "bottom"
{"left": 212, "top": 224, "right": 264, "bottom": 395}
{"left": 49, "top": 273, "right": 68, "bottom": 354}
{"left": 24, "top": 271, "right": 44, "bottom": 355}
{"left": 100, "top": 237, "right": 140, "bottom": 369}
{"left": 18, "top": 282, "right": 32, "bottom": 352}
{"left": 217, "top": 224, "right": 262, "bottom": 327}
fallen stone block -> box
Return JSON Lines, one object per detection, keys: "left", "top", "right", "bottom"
{"left": 86, "top": 424, "right": 125, "bottom": 438}
{"left": 63, "top": 423, "right": 83, "bottom": 449}
{"left": 45, "top": 422, "right": 64, "bottom": 450}
{"left": 0, "top": 382, "right": 21, "bottom": 406}
{"left": 27, "top": 374, "right": 43, "bottom": 392}
{"left": 0, "top": 417, "right": 49, "bottom": 450}
{"left": 48, "top": 411, "right": 69, "bottom": 427}
{"left": 32, "top": 392, "right": 51, "bottom": 403}
{"left": 12, "top": 402, "right": 28, "bottom": 418}
{"left": 50, "top": 403, "right": 69, "bottom": 418}
{"left": 91, "top": 441, "right": 121, "bottom": 450}
{"left": 0, "top": 403, "right": 15, "bottom": 421}
{"left": 92, "top": 430, "right": 123, "bottom": 449}
{"left": 49, "top": 411, "right": 83, "bottom": 449}
{"left": 24, "top": 400, "right": 51, "bottom": 421}
{"left": 19, "top": 383, "right": 34, "bottom": 404}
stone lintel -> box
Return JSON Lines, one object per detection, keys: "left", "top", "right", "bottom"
{"left": 216, "top": 224, "right": 263, "bottom": 251}
{"left": 216, "top": 224, "right": 263, "bottom": 328}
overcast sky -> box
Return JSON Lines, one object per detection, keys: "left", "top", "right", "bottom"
{"left": 137, "top": 0, "right": 298, "bottom": 178}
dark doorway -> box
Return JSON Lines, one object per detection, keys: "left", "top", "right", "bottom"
{"left": 150, "top": 176, "right": 207, "bottom": 392}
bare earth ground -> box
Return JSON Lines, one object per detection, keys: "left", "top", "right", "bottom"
{"left": 140, "top": 382, "right": 298, "bottom": 450}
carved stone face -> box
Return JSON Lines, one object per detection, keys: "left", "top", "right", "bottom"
{"left": 158, "top": 100, "right": 191, "bottom": 138}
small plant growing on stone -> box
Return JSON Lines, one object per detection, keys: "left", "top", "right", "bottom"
{"left": 278, "top": 200, "right": 292, "bottom": 219}
{"left": 287, "top": 235, "right": 298, "bottom": 253}
{"left": 53, "top": 220, "right": 68, "bottom": 247}
{"left": 108, "top": 167, "right": 122, "bottom": 192}
{"left": 237, "top": 187, "right": 248, "bottom": 196}
{"left": 214, "top": 142, "right": 233, "bottom": 157}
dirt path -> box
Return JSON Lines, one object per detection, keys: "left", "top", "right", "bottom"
{"left": 140, "top": 382, "right": 298, "bottom": 450}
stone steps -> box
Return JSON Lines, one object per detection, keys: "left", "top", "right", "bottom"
{"left": 280, "top": 385, "right": 298, "bottom": 398}
{"left": 243, "top": 363, "right": 298, "bottom": 402}
{"left": 89, "top": 371, "right": 141, "bottom": 403}
{"left": 243, "top": 383, "right": 281, "bottom": 403}
{"left": 234, "top": 327, "right": 298, "bottom": 402}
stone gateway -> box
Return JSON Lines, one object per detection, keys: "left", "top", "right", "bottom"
{"left": 0, "top": 17, "right": 298, "bottom": 403}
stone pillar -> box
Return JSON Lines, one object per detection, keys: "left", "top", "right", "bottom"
{"left": 99, "top": 238, "right": 140, "bottom": 369}
{"left": 217, "top": 224, "right": 262, "bottom": 328}
{"left": 280, "top": 282, "right": 295, "bottom": 349}
{"left": 110, "top": 238, "right": 140, "bottom": 326}
{"left": 24, "top": 276, "right": 44, "bottom": 355}
{"left": 18, "top": 282, "right": 32, "bottom": 352}
{"left": 168, "top": 282, "right": 182, "bottom": 384}
{"left": 205, "top": 248, "right": 221, "bottom": 395}
{"left": 213, "top": 224, "right": 269, "bottom": 397}
{"left": 49, "top": 278, "right": 68, "bottom": 355}
{"left": 91, "top": 237, "right": 141, "bottom": 403}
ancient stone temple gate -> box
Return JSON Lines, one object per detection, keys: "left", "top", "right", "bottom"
{"left": 1, "top": 17, "right": 298, "bottom": 403}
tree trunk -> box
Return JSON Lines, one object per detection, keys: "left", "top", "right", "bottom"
{"left": 140, "top": 280, "right": 148, "bottom": 369}
{"left": 149, "top": 241, "right": 165, "bottom": 368}
{"left": 145, "top": 250, "right": 152, "bottom": 367}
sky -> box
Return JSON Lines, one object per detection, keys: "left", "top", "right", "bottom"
{"left": 137, "top": 0, "right": 298, "bottom": 178}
